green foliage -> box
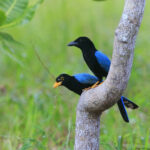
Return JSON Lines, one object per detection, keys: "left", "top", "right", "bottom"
{"left": 0, "top": 0, "right": 44, "bottom": 66}
{"left": 0, "top": 0, "right": 44, "bottom": 29}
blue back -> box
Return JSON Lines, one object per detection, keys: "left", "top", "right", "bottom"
{"left": 73, "top": 73, "right": 99, "bottom": 84}
{"left": 95, "top": 50, "right": 111, "bottom": 73}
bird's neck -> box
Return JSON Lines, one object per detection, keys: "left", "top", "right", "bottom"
{"left": 81, "top": 47, "right": 96, "bottom": 56}
{"left": 63, "top": 77, "right": 82, "bottom": 95}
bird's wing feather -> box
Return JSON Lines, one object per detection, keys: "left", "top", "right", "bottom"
{"left": 117, "top": 97, "right": 129, "bottom": 122}
{"left": 95, "top": 50, "right": 111, "bottom": 73}
{"left": 74, "top": 73, "right": 99, "bottom": 84}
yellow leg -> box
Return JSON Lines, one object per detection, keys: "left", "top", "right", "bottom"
{"left": 90, "top": 81, "right": 99, "bottom": 88}
{"left": 98, "top": 81, "right": 104, "bottom": 86}
{"left": 83, "top": 81, "right": 99, "bottom": 91}
{"left": 83, "top": 81, "right": 104, "bottom": 92}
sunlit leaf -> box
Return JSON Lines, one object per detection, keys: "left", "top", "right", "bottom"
{"left": 0, "top": 0, "right": 28, "bottom": 24}
{"left": 0, "top": 0, "right": 44, "bottom": 29}
{"left": 20, "top": 0, "right": 44, "bottom": 25}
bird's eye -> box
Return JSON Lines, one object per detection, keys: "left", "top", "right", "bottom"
{"left": 60, "top": 77, "right": 64, "bottom": 81}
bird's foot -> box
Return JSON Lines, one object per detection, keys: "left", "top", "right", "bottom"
{"left": 83, "top": 81, "right": 100, "bottom": 91}
{"left": 91, "top": 81, "right": 100, "bottom": 88}
{"left": 90, "top": 81, "right": 104, "bottom": 88}
{"left": 83, "top": 81, "right": 105, "bottom": 92}
{"left": 97, "top": 81, "right": 104, "bottom": 86}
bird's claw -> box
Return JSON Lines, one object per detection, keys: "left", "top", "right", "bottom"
{"left": 82, "top": 81, "right": 103, "bottom": 92}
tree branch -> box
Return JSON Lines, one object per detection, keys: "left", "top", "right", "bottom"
{"left": 74, "top": 0, "right": 145, "bottom": 149}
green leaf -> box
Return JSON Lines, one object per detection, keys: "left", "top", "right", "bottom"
{"left": 0, "top": 43, "right": 25, "bottom": 67}
{"left": 0, "top": 0, "right": 44, "bottom": 29}
{"left": 0, "top": 0, "right": 28, "bottom": 24}
{"left": 20, "top": 0, "right": 43, "bottom": 25}
{"left": 0, "top": 10, "right": 6, "bottom": 25}
{"left": 0, "top": 32, "right": 21, "bottom": 45}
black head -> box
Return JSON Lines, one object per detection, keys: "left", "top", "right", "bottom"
{"left": 53, "top": 74, "right": 72, "bottom": 88}
{"left": 67, "top": 37, "right": 96, "bottom": 51}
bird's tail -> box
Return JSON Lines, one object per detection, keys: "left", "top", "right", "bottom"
{"left": 122, "top": 96, "right": 139, "bottom": 109}
{"left": 117, "top": 97, "right": 129, "bottom": 123}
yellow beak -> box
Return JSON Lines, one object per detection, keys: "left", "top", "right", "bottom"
{"left": 53, "top": 82, "right": 62, "bottom": 88}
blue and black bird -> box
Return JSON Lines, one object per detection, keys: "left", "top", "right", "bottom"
{"left": 53, "top": 73, "right": 138, "bottom": 122}
{"left": 67, "top": 37, "right": 138, "bottom": 122}
{"left": 68, "top": 37, "right": 110, "bottom": 81}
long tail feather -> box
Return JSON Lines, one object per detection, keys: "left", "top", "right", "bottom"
{"left": 122, "top": 96, "right": 139, "bottom": 109}
{"left": 117, "top": 97, "right": 129, "bottom": 123}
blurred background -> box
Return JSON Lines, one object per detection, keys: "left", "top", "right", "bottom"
{"left": 0, "top": 0, "right": 150, "bottom": 149}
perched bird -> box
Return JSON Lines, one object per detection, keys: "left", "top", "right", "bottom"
{"left": 53, "top": 73, "right": 98, "bottom": 95}
{"left": 53, "top": 73, "right": 138, "bottom": 122}
{"left": 68, "top": 37, "right": 110, "bottom": 81}
{"left": 67, "top": 37, "right": 137, "bottom": 122}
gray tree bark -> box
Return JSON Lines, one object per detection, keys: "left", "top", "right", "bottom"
{"left": 74, "top": 0, "right": 145, "bottom": 150}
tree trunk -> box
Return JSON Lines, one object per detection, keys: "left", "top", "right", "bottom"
{"left": 74, "top": 0, "right": 145, "bottom": 150}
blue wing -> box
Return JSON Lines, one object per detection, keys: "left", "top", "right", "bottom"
{"left": 95, "top": 50, "right": 111, "bottom": 73}
{"left": 73, "top": 73, "right": 99, "bottom": 84}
